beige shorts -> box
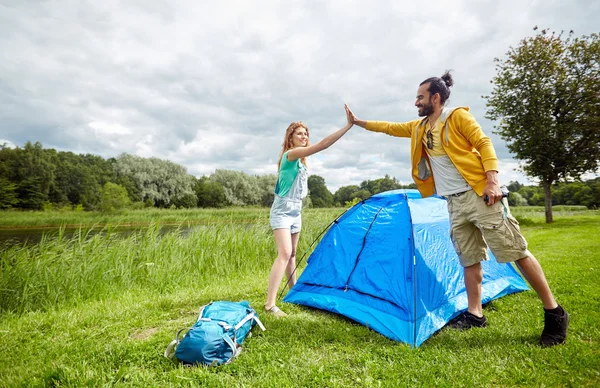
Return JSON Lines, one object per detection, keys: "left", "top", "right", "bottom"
{"left": 447, "top": 189, "right": 530, "bottom": 267}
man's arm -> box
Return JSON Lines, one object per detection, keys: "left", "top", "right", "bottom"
{"left": 453, "top": 109, "right": 503, "bottom": 205}
{"left": 455, "top": 109, "right": 498, "bottom": 172}
{"left": 345, "top": 105, "right": 415, "bottom": 138}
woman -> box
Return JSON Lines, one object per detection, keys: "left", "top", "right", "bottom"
{"left": 265, "top": 105, "right": 354, "bottom": 316}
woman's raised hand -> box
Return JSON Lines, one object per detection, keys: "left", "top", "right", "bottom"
{"left": 345, "top": 104, "right": 358, "bottom": 126}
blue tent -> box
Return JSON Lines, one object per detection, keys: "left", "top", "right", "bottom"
{"left": 283, "top": 189, "right": 529, "bottom": 347}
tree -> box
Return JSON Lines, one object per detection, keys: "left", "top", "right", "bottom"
{"left": 485, "top": 29, "right": 600, "bottom": 223}
{"left": 99, "top": 182, "right": 131, "bottom": 212}
{"left": 507, "top": 191, "right": 528, "bottom": 207}
{"left": 113, "top": 153, "right": 195, "bottom": 207}
{"left": 171, "top": 193, "right": 198, "bottom": 209}
{"left": 10, "top": 142, "right": 55, "bottom": 209}
{"left": 17, "top": 176, "right": 47, "bottom": 209}
{"left": 0, "top": 177, "right": 18, "bottom": 209}
{"left": 308, "top": 175, "right": 334, "bottom": 207}
{"left": 506, "top": 181, "right": 523, "bottom": 193}
{"left": 359, "top": 175, "right": 406, "bottom": 195}
{"left": 333, "top": 185, "right": 360, "bottom": 206}
{"left": 211, "top": 169, "right": 262, "bottom": 206}
{"left": 194, "top": 176, "right": 227, "bottom": 208}
{"left": 256, "top": 174, "right": 277, "bottom": 207}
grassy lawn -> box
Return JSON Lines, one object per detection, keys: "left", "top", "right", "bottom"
{"left": 0, "top": 207, "right": 599, "bottom": 387}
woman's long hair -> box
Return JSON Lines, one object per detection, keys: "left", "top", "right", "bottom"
{"left": 277, "top": 121, "right": 310, "bottom": 170}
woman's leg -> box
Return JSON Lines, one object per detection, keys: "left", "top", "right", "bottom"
{"left": 284, "top": 232, "right": 300, "bottom": 289}
{"left": 265, "top": 228, "right": 293, "bottom": 309}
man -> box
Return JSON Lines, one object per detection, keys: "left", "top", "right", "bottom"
{"left": 345, "top": 71, "right": 569, "bottom": 347}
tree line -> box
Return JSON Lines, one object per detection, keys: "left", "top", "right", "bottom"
{"left": 1, "top": 142, "right": 599, "bottom": 212}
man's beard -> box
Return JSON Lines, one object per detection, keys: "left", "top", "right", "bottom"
{"left": 418, "top": 102, "right": 434, "bottom": 117}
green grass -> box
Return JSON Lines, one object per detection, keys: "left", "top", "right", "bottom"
{"left": 0, "top": 207, "right": 271, "bottom": 229}
{"left": 0, "top": 208, "right": 599, "bottom": 387}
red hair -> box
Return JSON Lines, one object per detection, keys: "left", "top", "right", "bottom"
{"left": 277, "top": 121, "right": 310, "bottom": 170}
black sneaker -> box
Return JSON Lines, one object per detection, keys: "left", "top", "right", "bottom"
{"left": 540, "top": 306, "right": 570, "bottom": 347}
{"left": 450, "top": 311, "right": 487, "bottom": 330}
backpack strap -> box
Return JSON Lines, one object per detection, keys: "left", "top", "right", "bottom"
{"left": 164, "top": 328, "right": 187, "bottom": 359}
{"left": 253, "top": 315, "right": 266, "bottom": 331}
{"left": 221, "top": 330, "right": 242, "bottom": 365}
{"left": 234, "top": 312, "right": 266, "bottom": 332}
{"left": 196, "top": 301, "right": 213, "bottom": 321}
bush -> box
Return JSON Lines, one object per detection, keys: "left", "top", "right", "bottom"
{"left": 345, "top": 197, "right": 362, "bottom": 208}
{"left": 99, "top": 182, "right": 131, "bottom": 212}
{"left": 171, "top": 193, "right": 198, "bottom": 209}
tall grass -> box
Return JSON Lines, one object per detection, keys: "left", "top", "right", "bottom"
{"left": 0, "top": 209, "right": 338, "bottom": 315}
{"left": 1, "top": 224, "right": 262, "bottom": 314}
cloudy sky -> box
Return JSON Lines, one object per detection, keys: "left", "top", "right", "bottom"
{"left": 1, "top": 0, "right": 598, "bottom": 191}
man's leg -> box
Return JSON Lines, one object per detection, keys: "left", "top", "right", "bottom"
{"left": 480, "top": 198, "right": 569, "bottom": 346}
{"left": 515, "top": 255, "right": 557, "bottom": 309}
{"left": 464, "top": 262, "right": 483, "bottom": 317}
{"left": 516, "top": 254, "right": 569, "bottom": 346}
{"left": 447, "top": 192, "right": 489, "bottom": 329}
{"left": 450, "top": 261, "right": 487, "bottom": 329}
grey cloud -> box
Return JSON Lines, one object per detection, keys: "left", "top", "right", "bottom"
{"left": 1, "top": 0, "right": 598, "bottom": 190}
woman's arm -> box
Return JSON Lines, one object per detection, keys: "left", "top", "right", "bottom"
{"left": 287, "top": 104, "right": 354, "bottom": 161}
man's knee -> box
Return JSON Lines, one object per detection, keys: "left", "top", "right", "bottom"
{"left": 515, "top": 254, "right": 536, "bottom": 267}
{"left": 464, "top": 263, "right": 483, "bottom": 280}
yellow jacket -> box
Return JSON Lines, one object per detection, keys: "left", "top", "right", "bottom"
{"left": 365, "top": 107, "right": 498, "bottom": 197}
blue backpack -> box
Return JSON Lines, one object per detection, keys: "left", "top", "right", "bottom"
{"left": 164, "top": 301, "right": 265, "bottom": 366}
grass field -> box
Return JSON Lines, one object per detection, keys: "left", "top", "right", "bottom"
{"left": 0, "top": 207, "right": 599, "bottom": 387}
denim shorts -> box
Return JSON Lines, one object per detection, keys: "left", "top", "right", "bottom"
{"left": 270, "top": 195, "right": 302, "bottom": 234}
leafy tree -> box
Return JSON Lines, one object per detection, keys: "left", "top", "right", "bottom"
{"left": 211, "top": 169, "right": 262, "bottom": 206}
{"left": 78, "top": 153, "right": 115, "bottom": 210}
{"left": 308, "top": 175, "right": 334, "bottom": 207}
{"left": 587, "top": 178, "right": 600, "bottom": 209}
{"left": 507, "top": 191, "right": 528, "bottom": 207}
{"left": 353, "top": 189, "right": 372, "bottom": 201}
{"left": 359, "top": 175, "right": 407, "bottom": 195}
{"left": 113, "top": 173, "right": 142, "bottom": 203}
{"left": 506, "top": 181, "right": 523, "bottom": 193}
{"left": 10, "top": 142, "right": 55, "bottom": 209}
{"left": 113, "top": 153, "right": 195, "bottom": 207}
{"left": 0, "top": 177, "right": 18, "bottom": 209}
{"left": 99, "top": 182, "right": 131, "bottom": 212}
{"left": 485, "top": 29, "right": 600, "bottom": 222}
{"left": 257, "top": 174, "right": 277, "bottom": 207}
{"left": 52, "top": 151, "right": 100, "bottom": 209}
{"left": 334, "top": 185, "right": 360, "bottom": 206}
{"left": 194, "top": 176, "right": 227, "bottom": 208}
{"left": 16, "top": 176, "right": 47, "bottom": 209}
{"left": 517, "top": 186, "right": 540, "bottom": 204}
{"left": 529, "top": 192, "right": 546, "bottom": 207}
{"left": 171, "top": 193, "right": 198, "bottom": 209}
